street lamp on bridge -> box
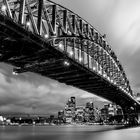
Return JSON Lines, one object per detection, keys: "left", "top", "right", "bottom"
{"left": 1, "top": 5, "right": 6, "bottom": 12}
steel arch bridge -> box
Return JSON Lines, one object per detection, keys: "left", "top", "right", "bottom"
{"left": 0, "top": 0, "right": 140, "bottom": 112}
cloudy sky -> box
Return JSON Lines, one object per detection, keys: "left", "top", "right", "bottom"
{"left": 0, "top": 0, "right": 140, "bottom": 115}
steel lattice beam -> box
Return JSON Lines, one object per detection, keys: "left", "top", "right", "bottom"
{"left": 37, "top": 0, "right": 43, "bottom": 35}
{"left": 0, "top": 0, "right": 139, "bottom": 109}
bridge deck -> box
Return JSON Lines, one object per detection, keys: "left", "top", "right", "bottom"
{"left": 0, "top": 14, "right": 139, "bottom": 109}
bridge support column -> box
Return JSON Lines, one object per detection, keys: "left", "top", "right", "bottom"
{"left": 137, "top": 112, "right": 140, "bottom": 124}
{"left": 122, "top": 108, "right": 128, "bottom": 123}
{"left": 136, "top": 107, "right": 140, "bottom": 125}
{"left": 18, "top": 0, "right": 25, "bottom": 24}
{"left": 122, "top": 107, "right": 139, "bottom": 126}
{"left": 37, "top": 0, "right": 43, "bottom": 35}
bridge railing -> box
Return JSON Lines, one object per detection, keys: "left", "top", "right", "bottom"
{"left": 0, "top": 0, "right": 133, "bottom": 96}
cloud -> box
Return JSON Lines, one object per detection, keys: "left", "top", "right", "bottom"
{"left": 0, "top": 63, "right": 102, "bottom": 114}
{"left": 109, "top": 1, "right": 140, "bottom": 55}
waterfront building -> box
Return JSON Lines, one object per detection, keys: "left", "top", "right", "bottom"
{"left": 85, "top": 102, "right": 95, "bottom": 122}
{"left": 64, "top": 108, "right": 73, "bottom": 123}
{"left": 108, "top": 104, "right": 115, "bottom": 117}
{"left": 94, "top": 108, "right": 101, "bottom": 122}
{"left": 75, "top": 106, "right": 85, "bottom": 123}
{"left": 58, "top": 110, "right": 65, "bottom": 123}
{"left": 86, "top": 102, "right": 94, "bottom": 109}
{"left": 64, "top": 97, "right": 76, "bottom": 123}
{"left": 100, "top": 103, "right": 123, "bottom": 123}
{"left": 100, "top": 105, "right": 108, "bottom": 122}
{"left": 67, "top": 96, "right": 76, "bottom": 109}
{"left": 49, "top": 115, "right": 55, "bottom": 123}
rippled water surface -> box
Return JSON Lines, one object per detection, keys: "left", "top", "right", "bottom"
{"left": 0, "top": 125, "right": 140, "bottom": 140}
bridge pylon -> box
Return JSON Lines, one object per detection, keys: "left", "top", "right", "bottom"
{"left": 122, "top": 104, "right": 139, "bottom": 126}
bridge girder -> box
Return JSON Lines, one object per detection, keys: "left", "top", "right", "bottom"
{"left": 0, "top": 0, "right": 140, "bottom": 109}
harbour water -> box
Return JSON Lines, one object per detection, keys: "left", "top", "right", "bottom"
{"left": 0, "top": 125, "right": 140, "bottom": 140}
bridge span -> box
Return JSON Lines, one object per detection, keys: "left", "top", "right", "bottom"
{"left": 0, "top": 0, "right": 140, "bottom": 115}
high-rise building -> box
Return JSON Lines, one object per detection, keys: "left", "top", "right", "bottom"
{"left": 67, "top": 97, "right": 76, "bottom": 109}
{"left": 101, "top": 106, "right": 108, "bottom": 122}
{"left": 86, "top": 102, "right": 94, "bottom": 109}
{"left": 100, "top": 103, "right": 123, "bottom": 123}
{"left": 85, "top": 102, "right": 94, "bottom": 122}
{"left": 64, "top": 97, "right": 76, "bottom": 123}
{"left": 75, "top": 106, "right": 85, "bottom": 122}
{"left": 108, "top": 104, "right": 115, "bottom": 117}
{"left": 100, "top": 104, "right": 113, "bottom": 122}
{"left": 58, "top": 110, "right": 65, "bottom": 122}
{"left": 94, "top": 108, "right": 101, "bottom": 122}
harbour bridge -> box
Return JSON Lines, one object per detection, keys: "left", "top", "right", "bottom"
{"left": 0, "top": 0, "right": 140, "bottom": 119}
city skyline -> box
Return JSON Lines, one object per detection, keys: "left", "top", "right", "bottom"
{"left": 0, "top": 96, "right": 124, "bottom": 126}
{"left": 0, "top": 0, "right": 140, "bottom": 115}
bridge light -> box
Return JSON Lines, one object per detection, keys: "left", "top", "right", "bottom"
{"left": 79, "top": 57, "right": 82, "bottom": 62}
{"left": 120, "top": 87, "right": 124, "bottom": 91}
{"left": 1, "top": 5, "right": 6, "bottom": 12}
{"left": 58, "top": 42, "right": 63, "bottom": 49}
{"left": 69, "top": 51, "right": 74, "bottom": 56}
{"left": 26, "top": 21, "right": 30, "bottom": 27}
{"left": 44, "top": 34, "right": 49, "bottom": 39}
{"left": 111, "top": 79, "right": 113, "bottom": 83}
{"left": 93, "top": 67, "right": 96, "bottom": 71}
{"left": 130, "top": 107, "right": 134, "bottom": 110}
{"left": 12, "top": 71, "right": 18, "bottom": 75}
{"left": 99, "top": 70, "right": 101, "bottom": 75}
{"left": 64, "top": 60, "right": 70, "bottom": 66}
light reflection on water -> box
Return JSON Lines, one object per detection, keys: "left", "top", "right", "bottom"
{"left": 0, "top": 125, "right": 140, "bottom": 140}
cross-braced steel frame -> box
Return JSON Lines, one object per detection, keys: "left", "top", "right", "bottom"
{"left": 0, "top": 0, "right": 140, "bottom": 109}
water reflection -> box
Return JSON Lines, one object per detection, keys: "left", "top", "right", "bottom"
{"left": 0, "top": 125, "right": 140, "bottom": 140}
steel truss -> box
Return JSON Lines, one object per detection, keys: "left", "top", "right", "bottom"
{"left": 0, "top": 0, "right": 139, "bottom": 108}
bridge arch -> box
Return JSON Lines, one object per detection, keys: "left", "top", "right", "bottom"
{"left": 0, "top": 0, "right": 140, "bottom": 110}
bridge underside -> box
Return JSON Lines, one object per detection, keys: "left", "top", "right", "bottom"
{"left": 0, "top": 14, "right": 139, "bottom": 110}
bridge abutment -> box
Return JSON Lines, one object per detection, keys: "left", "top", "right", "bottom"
{"left": 122, "top": 107, "right": 139, "bottom": 126}
{"left": 136, "top": 108, "right": 140, "bottom": 124}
